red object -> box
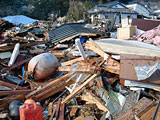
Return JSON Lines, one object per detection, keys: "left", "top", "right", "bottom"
{"left": 19, "top": 99, "right": 43, "bottom": 120}
{"left": 0, "top": 32, "right": 7, "bottom": 41}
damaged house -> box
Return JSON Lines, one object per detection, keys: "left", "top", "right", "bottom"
{"left": 126, "top": 2, "right": 156, "bottom": 18}
{"left": 88, "top": 1, "right": 138, "bottom": 25}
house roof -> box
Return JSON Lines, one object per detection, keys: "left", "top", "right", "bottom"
{"left": 99, "top": 1, "right": 127, "bottom": 9}
{"left": 88, "top": 1, "right": 137, "bottom": 14}
{"left": 127, "top": 2, "right": 152, "bottom": 13}
{"left": 131, "top": 18, "right": 160, "bottom": 31}
{"left": 48, "top": 23, "right": 103, "bottom": 44}
{"left": 88, "top": 6, "right": 137, "bottom": 14}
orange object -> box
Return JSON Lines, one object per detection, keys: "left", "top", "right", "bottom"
{"left": 19, "top": 99, "right": 43, "bottom": 120}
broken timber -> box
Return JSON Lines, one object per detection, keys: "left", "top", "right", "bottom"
{"left": 0, "top": 58, "right": 31, "bottom": 74}
{"left": 85, "top": 42, "right": 120, "bottom": 74}
{"left": 26, "top": 73, "right": 76, "bottom": 101}
{"left": 0, "top": 90, "right": 32, "bottom": 96}
{"left": 81, "top": 91, "right": 109, "bottom": 112}
{"left": 62, "top": 74, "right": 98, "bottom": 103}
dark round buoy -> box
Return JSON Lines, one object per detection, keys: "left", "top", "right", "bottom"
{"left": 10, "top": 106, "right": 20, "bottom": 119}
{"left": 9, "top": 100, "right": 22, "bottom": 110}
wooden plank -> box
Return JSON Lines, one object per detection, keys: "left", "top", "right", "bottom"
{"left": 56, "top": 33, "right": 80, "bottom": 44}
{"left": 0, "top": 90, "right": 32, "bottom": 96}
{"left": 55, "top": 98, "right": 61, "bottom": 118}
{"left": 58, "top": 65, "right": 101, "bottom": 74}
{"left": 48, "top": 102, "right": 53, "bottom": 116}
{"left": 26, "top": 73, "right": 73, "bottom": 99}
{"left": 61, "top": 57, "right": 82, "bottom": 66}
{"left": 120, "top": 54, "right": 160, "bottom": 84}
{"left": 0, "top": 58, "right": 31, "bottom": 74}
{"left": 62, "top": 74, "right": 98, "bottom": 103}
{"left": 28, "top": 32, "right": 40, "bottom": 40}
{"left": 85, "top": 42, "right": 109, "bottom": 58}
{"left": 89, "top": 38, "right": 103, "bottom": 51}
{"left": 34, "top": 80, "right": 74, "bottom": 101}
{"left": 0, "top": 80, "right": 29, "bottom": 90}
{"left": 49, "top": 108, "right": 56, "bottom": 120}
{"left": 52, "top": 52, "right": 66, "bottom": 58}
{"left": 117, "top": 97, "right": 154, "bottom": 120}
{"left": 12, "top": 36, "right": 26, "bottom": 41}
{"left": 59, "top": 102, "right": 65, "bottom": 120}
{"left": 140, "top": 105, "right": 157, "bottom": 120}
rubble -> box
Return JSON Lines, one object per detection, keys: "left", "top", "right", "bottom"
{"left": 0, "top": 13, "right": 160, "bottom": 120}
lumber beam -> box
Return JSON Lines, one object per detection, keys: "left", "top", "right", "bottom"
{"left": 62, "top": 74, "right": 98, "bottom": 103}
{"left": 0, "top": 90, "right": 32, "bottom": 96}
{"left": 26, "top": 73, "right": 74, "bottom": 99}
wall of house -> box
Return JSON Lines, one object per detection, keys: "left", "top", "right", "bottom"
{"left": 102, "top": 13, "right": 120, "bottom": 24}
{"left": 90, "top": 13, "right": 137, "bottom": 25}
{"left": 121, "top": 14, "right": 137, "bottom": 27}
{"left": 90, "top": 13, "right": 119, "bottom": 24}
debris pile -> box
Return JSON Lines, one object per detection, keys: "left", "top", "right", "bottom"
{"left": 0, "top": 15, "right": 160, "bottom": 120}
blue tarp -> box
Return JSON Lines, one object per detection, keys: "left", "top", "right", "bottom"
{"left": 3, "top": 15, "right": 36, "bottom": 25}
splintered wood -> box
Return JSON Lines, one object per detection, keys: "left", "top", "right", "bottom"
{"left": 26, "top": 73, "right": 75, "bottom": 101}
{"left": 81, "top": 91, "right": 109, "bottom": 112}
{"left": 62, "top": 74, "right": 97, "bottom": 103}
{"left": 117, "top": 97, "right": 155, "bottom": 120}
{"left": 85, "top": 42, "right": 120, "bottom": 74}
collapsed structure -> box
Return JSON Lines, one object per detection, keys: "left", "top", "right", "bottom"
{"left": 0, "top": 4, "right": 160, "bottom": 120}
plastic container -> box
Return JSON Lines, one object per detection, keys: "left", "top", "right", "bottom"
{"left": 19, "top": 99, "right": 43, "bottom": 120}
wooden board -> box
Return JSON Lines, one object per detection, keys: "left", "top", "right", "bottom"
{"left": 140, "top": 104, "right": 160, "bottom": 120}
{"left": 61, "top": 57, "right": 82, "bottom": 66}
{"left": 117, "top": 97, "right": 154, "bottom": 120}
{"left": 120, "top": 54, "right": 160, "bottom": 84}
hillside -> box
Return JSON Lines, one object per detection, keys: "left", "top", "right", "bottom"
{"left": 0, "top": 0, "right": 159, "bottom": 21}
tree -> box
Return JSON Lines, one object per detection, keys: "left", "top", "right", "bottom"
{"left": 84, "top": 1, "right": 92, "bottom": 11}
{"left": 67, "top": 1, "right": 85, "bottom": 22}
{"left": 99, "top": 0, "right": 103, "bottom": 5}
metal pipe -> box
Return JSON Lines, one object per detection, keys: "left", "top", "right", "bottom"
{"left": 152, "top": 98, "right": 160, "bottom": 120}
